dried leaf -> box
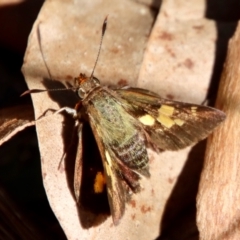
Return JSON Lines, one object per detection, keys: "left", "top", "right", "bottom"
{"left": 21, "top": 0, "right": 226, "bottom": 239}
{"left": 0, "top": 105, "right": 35, "bottom": 146}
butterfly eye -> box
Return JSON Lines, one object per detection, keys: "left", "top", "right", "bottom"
{"left": 93, "top": 77, "right": 100, "bottom": 85}
{"left": 77, "top": 88, "right": 86, "bottom": 99}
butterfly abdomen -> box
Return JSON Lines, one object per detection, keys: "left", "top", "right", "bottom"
{"left": 112, "top": 133, "right": 149, "bottom": 177}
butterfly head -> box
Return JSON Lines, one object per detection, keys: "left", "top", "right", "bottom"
{"left": 75, "top": 73, "right": 100, "bottom": 100}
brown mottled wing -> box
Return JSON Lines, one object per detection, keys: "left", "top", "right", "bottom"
{"left": 84, "top": 89, "right": 151, "bottom": 224}
{"left": 72, "top": 112, "right": 125, "bottom": 224}
{"left": 116, "top": 87, "right": 226, "bottom": 151}
{"left": 88, "top": 118, "right": 125, "bottom": 225}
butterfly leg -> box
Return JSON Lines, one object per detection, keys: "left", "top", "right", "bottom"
{"left": 54, "top": 107, "right": 78, "bottom": 118}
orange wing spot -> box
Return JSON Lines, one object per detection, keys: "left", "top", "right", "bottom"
{"left": 94, "top": 171, "right": 106, "bottom": 193}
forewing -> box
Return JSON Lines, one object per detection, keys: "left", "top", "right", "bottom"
{"left": 84, "top": 89, "right": 151, "bottom": 224}
{"left": 116, "top": 87, "right": 226, "bottom": 150}
{"left": 88, "top": 120, "right": 126, "bottom": 225}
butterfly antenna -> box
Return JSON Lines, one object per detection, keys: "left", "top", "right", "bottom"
{"left": 37, "top": 22, "right": 53, "bottom": 81}
{"left": 89, "top": 15, "right": 108, "bottom": 80}
{"left": 21, "top": 16, "right": 108, "bottom": 97}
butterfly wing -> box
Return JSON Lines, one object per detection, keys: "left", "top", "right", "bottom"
{"left": 84, "top": 88, "right": 150, "bottom": 224}
{"left": 88, "top": 127, "right": 126, "bottom": 225}
{"left": 116, "top": 87, "right": 226, "bottom": 151}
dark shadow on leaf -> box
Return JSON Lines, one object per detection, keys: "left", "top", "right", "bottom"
{"left": 41, "top": 78, "right": 78, "bottom": 196}
{"left": 41, "top": 78, "right": 111, "bottom": 228}
{"left": 204, "top": 1, "right": 238, "bottom": 105}
{"left": 157, "top": 140, "right": 206, "bottom": 240}
{"left": 76, "top": 123, "right": 110, "bottom": 228}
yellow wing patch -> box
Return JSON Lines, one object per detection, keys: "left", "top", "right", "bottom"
{"left": 138, "top": 114, "right": 155, "bottom": 126}
{"left": 157, "top": 105, "right": 185, "bottom": 128}
{"left": 137, "top": 105, "right": 185, "bottom": 129}
{"left": 157, "top": 114, "right": 175, "bottom": 128}
{"left": 191, "top": 106, "right": 198, "bottom": 116}
{"left": 105, "top": 151, "right": 113, "bottom": 175}
{"left": 105, "top": 151, "right": 111, "bottom": 163}
{"left": 174, "top": 118, "right": 185, "bottom": 126}
{"left": 158, "top": 105, "right": 175, "bottom": 116}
